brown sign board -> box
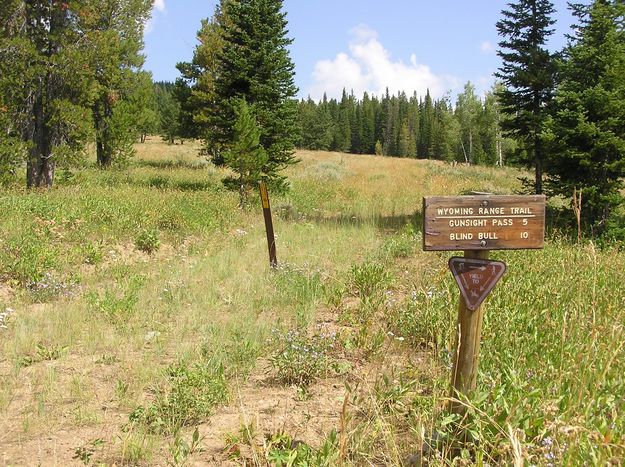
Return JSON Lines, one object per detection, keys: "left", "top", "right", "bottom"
{"left": 423, "top": 195, "right": 546, "bottom": 251}
{"left": 449, "top": 257, "right": 506, "bottom": 311}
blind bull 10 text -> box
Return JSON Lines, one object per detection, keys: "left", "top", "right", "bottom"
{"left": 423, "top": 195, "right": 546, "bottom": 251}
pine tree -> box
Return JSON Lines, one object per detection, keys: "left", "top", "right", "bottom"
{"left": 398, "top": 121, "right": 411, "bottom": 157}
{"left": 433, "top": 98, "right": 458, "bottom": 162}
{"left": 224, "top": 99, "right": 267, "bottom": 207}
{"left": 1, "top": 0, "right": 97, "bottom": 188}
{"left": 176, "top": 2, "right": 233, "bottom": 162}
{"left": 383, "top": 96, "right": 399, "bottom": 156}
{"left": 335, "top": 89, "right": 352, "bottom": 152}
{"left": 213, "top": 0, "right": 298, "bottom": 190}
{"left": 173, "top": 77, "right": 197, "bottom": 143}
{"left": 133, "top": 71, "right": 160, "bottom": 143}
{"left": 360, "top": 92, "right": 376, "bottom": 154}
{"left": 408, "top": 92, "right": 420, "bottom": 158}
{"left": 0, "top": 2, "right": 31, "bottom": 184}
{"left": 496, "top": 0, "right": 557, "bottom": 193}
{"left": 419, "top": 91, "right": 434, "bottom": 158}
{"left": 297, "top": 97, "right": 332, "bottom": 150}
{"left": 315, "top": 97, "right": 334, "bottom": 150}
{"left": 374, "top": 140, "right": 383, "bottom": 155}
{"left": 154, "top": 82, "right": 180, "bottom": 144}
{"left": 0, "top": 0, "right": 152, "bottom": 185}
{"left": 85, "top": 0, "right": 153, "bottom": 166}
{"left": 545, "top": 0, "right": 625, "bottom": 235}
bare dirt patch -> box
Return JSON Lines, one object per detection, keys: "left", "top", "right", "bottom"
{"left": 194, "top": 362, "right": 347, "bottom": 464}
{"left": 0, "top": 282, "right": 15, "bottom": 304}
{"left": 0, "top": 354, "right": 130, "bottom": 466}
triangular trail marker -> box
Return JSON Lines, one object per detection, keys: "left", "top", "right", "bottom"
{"left": 448, "top": 257, "right": 507, "bottom": 311}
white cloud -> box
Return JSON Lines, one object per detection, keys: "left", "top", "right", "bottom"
{"left": 307, "top": 25, "right": 458, "bottom": 100}
{"left": 154, "top": 0, "right": 166, "bottom": 13}
{"left": 476, "top": 75, "right": 495, "bottom": 97}
{"left": 480, "top": 41, "right": 495, "bottom": 54}
{"left": 145, "top": 18, "right": 155, "bottom": 34}
{"left": 145, "top": 0, "right": 166, "bottom": 35}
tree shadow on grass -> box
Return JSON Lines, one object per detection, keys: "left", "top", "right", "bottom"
{"left": 135, "top": 159, "right": 207, "bottom": 170}
{"left": 145, "top": 175, "right": 218, "bottom": 192}
{"left": 297, "top": 211, "right": 423, "bottom": 234}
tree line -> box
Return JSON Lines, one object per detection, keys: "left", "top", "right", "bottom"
{"left": 166, "top": 0, "right": 624, "bottom": 237}
{"left": 296, "top": 84, "right": 515, "bottom": 166}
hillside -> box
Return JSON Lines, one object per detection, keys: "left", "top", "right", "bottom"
{"left": 0, "top": 139, "right": 623, "bottom": 465}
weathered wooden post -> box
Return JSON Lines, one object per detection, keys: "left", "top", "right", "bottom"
{"left": 259, "top": 181, "right": 278, "bottom": 268}
{"left": 423, "top": 195, "right": 545, "bottom": 415}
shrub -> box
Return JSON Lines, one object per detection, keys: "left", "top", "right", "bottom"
{"left": 382, "top": 223, "right": 418, "bottom": 259}
{"left": 3, "top": 234, "right": 58, "bottom": 285}
{"left": 350, "top": 262, "right": 392, "bottom": 301}
{"left": 270, "top": 329, "right": 335, "bottom": 387}
{"left": 87, "top": 275, "right": 145, "bottom": 323}
{"left": 135, "top": 228, "right": 161, "bottom": 254}
{"left": 129, "top": 360, "right": 228, "bottom": 435}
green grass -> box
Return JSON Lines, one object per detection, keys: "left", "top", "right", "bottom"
{"left": 0, "top": 167, "right": 234, "bottom": 288}
{"left": 385, "top": 241, "right": 625, "bottom": 464}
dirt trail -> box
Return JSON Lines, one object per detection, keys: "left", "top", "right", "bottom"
{"left": 193, "top": 361, "right": 348, "bottom": 465}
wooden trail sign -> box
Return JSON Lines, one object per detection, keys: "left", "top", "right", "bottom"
{"left": 421, "top": 194, "right": 545, "bottom": 423}
{"left": 448, "top": 257, "right": 506, "bottom": 311}
{"left": 423, "top": 194, "right": 545, "bottom": 251}
{"left": 259, "top": 181, "right": 277, "bottom": 268}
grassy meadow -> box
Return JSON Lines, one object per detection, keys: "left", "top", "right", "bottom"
{"left": 0, "top": 138, "right": 623, "bottom": 465}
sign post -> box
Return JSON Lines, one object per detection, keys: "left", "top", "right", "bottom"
{"left": 423, "top": 194, "right": 545, "bottom": 416}
{"left": 259, "top": 181, "right": 278, "bottom": 268}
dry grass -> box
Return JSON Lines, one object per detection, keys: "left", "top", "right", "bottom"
{"left": 134, "top": 137, "right": 206, "bottom": 165}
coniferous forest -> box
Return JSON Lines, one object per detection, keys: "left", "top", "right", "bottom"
{"left": 295, "top": 84, "right": 513, "bottom": 166}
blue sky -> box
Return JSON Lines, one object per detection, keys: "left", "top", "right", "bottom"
{"left": 145, "top": 0, "right": 576, "bottom": 101}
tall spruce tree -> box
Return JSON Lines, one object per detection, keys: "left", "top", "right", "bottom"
{"left": 496, "top": 0, "right": 557, "bottom": 193}
{"left": 335, "top": 89, "right": 352, "bottom": 152}
{"left": 360, "top": 92, "right": 376, "bottom": 154}
{"left": 419, "top": 91, "right": 434, "bottom": 158}
{"left": 176, "top": 2, "right": 233, "bottom": 161}
{"left": 224, "top": 99, "right": 267, "bottom": 207}
{"left": 213, "top": 0, "right": 298, "bottom": 190}
{"left": 433, "top": 97, "right": 458, "bottom": 162}
{"left": 545, "top": 0, "right": 625, "bottom": 235}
